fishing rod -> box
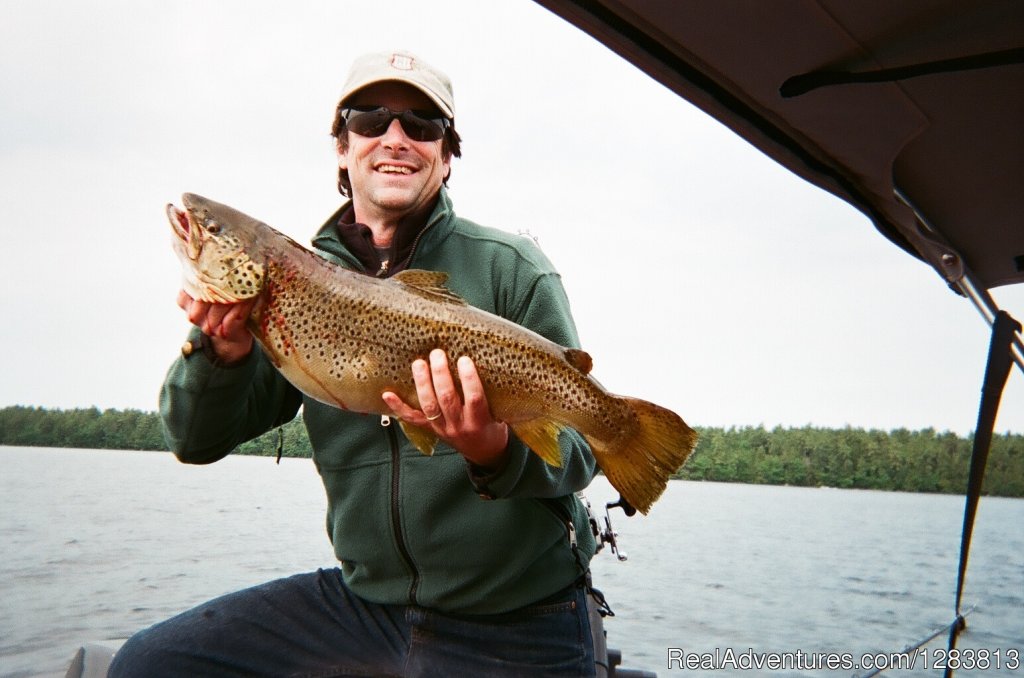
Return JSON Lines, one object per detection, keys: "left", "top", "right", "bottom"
{"left": 854, "top": 606, "right": 976, "bottom": 678}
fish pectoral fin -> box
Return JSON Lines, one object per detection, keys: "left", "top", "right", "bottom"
{"left": 398, "top": 420, "right": 438, "bottom": 456}
{"left": 510, "top": 419, "right": 564, "bottom": 468}
{"left": 392, "top": 269, "right": 467, "bottom": 305}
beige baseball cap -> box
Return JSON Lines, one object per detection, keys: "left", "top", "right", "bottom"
{"left": 339, "top": 50, "right": 455, "bottom": 119}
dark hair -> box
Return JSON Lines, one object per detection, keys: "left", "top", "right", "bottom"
{"left": 330, "top": 102, "right": 463, "bottom": 197}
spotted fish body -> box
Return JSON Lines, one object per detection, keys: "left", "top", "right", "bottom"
{"left": 168, "top": 193, "right": 697, "bottom": 513}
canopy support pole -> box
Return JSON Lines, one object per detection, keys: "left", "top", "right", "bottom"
{"left": 894, "top": 188, "right": 1024, "bottom": 376}
{"left": 943, "top": 310, "right": 1021, "bottom": 677}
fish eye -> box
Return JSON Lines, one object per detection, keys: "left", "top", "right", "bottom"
{"left": 207, "top": 222, "right": 221, "bottom": 234}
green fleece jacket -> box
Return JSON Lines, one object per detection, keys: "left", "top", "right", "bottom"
{"left": 159, "top": 189, "right": 599, "bottom": 614}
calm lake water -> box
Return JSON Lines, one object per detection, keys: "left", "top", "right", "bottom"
{"left": 1, "top": 447, "right": 1021, "bottom": 677}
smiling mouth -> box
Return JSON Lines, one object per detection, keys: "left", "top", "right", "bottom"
{"left": 376, "top": 164, "right": 415, "bottom": 175}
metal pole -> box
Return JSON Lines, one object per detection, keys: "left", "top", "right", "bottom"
{"left": 955, "top": 275, "right": 1024, "bottom": 374}
{"left": 893, "top": 188, "right": 1024, "bottom": 376}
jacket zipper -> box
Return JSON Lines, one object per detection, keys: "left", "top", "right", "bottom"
{"left": 382, "top": 215, "right": 438, "bottom": 277}
{"left": 372, "top": 211, "right": 441, "bottom": 602}
{"left": 539, "top": 496, "right": 586, "bottom": 581}
{"left": 383, "top": 417, "right": 420, "bottom": 604}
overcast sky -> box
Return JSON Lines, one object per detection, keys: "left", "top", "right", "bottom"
{"left": 2, "top": 0, "right": 1021, "bottom": 435}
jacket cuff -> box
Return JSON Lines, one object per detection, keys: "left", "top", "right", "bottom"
{"left": 174, "top": 327, "right": 260, "bottom": 388}
{"left": 465, "top": 437, "right": 531, "bottom": 499}
{"left": 179, "top": 328, "right": 256, "bottom": 370}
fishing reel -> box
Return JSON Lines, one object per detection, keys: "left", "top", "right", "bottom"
{"left": 582, "top": 494, "right": 635, "bottom": 562}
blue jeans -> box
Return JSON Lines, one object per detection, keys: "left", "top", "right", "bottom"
{"left": 108, "top": 568, "right": 595, "bottom": 677}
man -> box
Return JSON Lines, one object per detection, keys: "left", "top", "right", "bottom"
{"left": 109, "top": 51, "right": 600, "bottom": 677}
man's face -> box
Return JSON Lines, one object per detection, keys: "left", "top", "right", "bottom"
{"left": 339, "top": 82, "right": 450, "bottom": 228}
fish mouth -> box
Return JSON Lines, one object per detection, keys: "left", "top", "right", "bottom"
{"left": 167, "top": 203, "right": 189, "bottom": 240}
{"left": 166, "top": 200, "right": 200, "bottom": 261}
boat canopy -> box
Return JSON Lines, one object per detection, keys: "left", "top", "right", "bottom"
{"left": 534, "top": 0, "right": 1023, "bottom": 366}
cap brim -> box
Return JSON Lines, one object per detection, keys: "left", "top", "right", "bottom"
{"left": 341, "top": 76, "right": 454, "bottom": 119}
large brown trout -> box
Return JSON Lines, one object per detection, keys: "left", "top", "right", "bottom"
{"left": 167, "top": 193, "right": 697, "bottom": 513}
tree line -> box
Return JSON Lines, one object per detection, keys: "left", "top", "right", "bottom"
{"left": 0, "top": 405, "right": 313, "bottom": 460}
{"left": 678, "top": 424, "right": 1023, "bottom": 496}
{"left": 2, "top": 405, "right": 1022, "bottom": 496}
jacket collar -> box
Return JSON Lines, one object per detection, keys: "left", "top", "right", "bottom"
{"left": 311, "top": 188, "right": 456, "bottom": 276}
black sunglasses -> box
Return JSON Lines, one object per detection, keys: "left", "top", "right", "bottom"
{"left": 341, "top": 106, "right": 450, "bottom": 142}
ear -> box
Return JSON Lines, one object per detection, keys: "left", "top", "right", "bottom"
{"left": 337, "top": 142, "right": 348, "bottom": 171}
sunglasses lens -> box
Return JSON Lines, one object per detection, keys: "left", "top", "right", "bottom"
{"left": 345, "top": 108, "right": 446, "bottom": 142}
{"left": 345, "top": 109, "right": 391, "bottom": 137}
{"left": 400, "top": 112, "right": 446, "bottom": 142}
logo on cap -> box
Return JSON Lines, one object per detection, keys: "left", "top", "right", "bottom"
{"left": 390, "top": 54, "right": 414, "bottom": 71}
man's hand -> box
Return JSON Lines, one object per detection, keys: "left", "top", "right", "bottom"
{"left": 177, "top": 290, "right": 256, "bottom": 364}
{"left": 382, "top": 349, "right": 510, "bottom": 470}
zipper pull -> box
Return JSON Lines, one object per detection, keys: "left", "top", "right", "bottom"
{"left": 377, "top": 259, "right": 389, "bottom": 277}
{"left": 381, "top": 414, "right": 392, "bottom": 427}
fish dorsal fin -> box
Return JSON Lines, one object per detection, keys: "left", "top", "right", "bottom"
{"left": 393, "top": 269, "right": 467, "bottom": 305}
{"left": 564, "top": 348, "right": 593, "bottom": 375}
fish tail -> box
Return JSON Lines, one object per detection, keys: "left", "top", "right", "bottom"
{"left": 588, "top": 397, "right": 698, "bottom": 515}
